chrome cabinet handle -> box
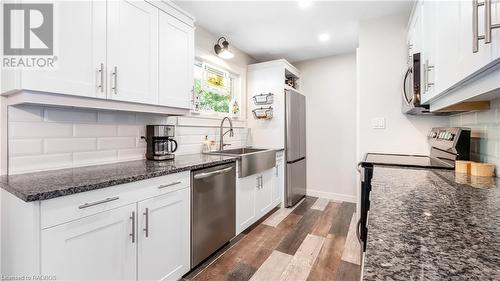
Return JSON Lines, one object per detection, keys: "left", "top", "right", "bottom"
{"left": 193, "top": 167, "right": 233, "bottom": 180}
{"left": 111, "top": 66, "right": 118, "bottom": 94}
{"left": 143, "top": 208, "right": 149, "bottom": 238}
{"left": 423, "top": 60, "right": 434, "bottom": 92}
{"left": 130, "top": 211, "right": 136, "bottom": 243}
{"left": 472, "top": 0, "right": 500, "bottom": 52}
{"left": 78, "top": 196, "right": 119, "bottom": 209}
{"left": 256, "top": 177, "right": 260, "bottom": 189}
{"left": 485, "top": 0, "right": 492, "bottom": 43}
{"left": 423, "top": 61, "right": 428, "bottom": 92}
{"left": 473, "top": 0, "right": 481, "bottom": 53}
{"left": 97, "top": 63, "right": 104, "bottom": 92}
{"left": 158, "top": 181, "right": 182, "bottom": 189}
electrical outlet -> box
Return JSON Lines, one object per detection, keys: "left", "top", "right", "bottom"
{"left": 371, "top": 117, "right": 385, "bottom": 129}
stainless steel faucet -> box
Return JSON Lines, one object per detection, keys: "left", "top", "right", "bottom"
{"left": 219, "top": 117, "right": 234, "bottom": 151}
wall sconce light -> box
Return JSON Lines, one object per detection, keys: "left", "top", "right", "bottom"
{"left": 214, "top": 37, "right": 235, "bottom": 59}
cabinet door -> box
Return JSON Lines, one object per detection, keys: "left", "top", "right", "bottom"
{"left": 158, "top": 12, "right": 194, "bottom": 109}
{"left": 273, "top": 161, "right": 284, "bottom": 206}
{"left": 256, "top": 169, "right": 274, "bottom": 216}
{"left": 137, "top": 188, "right": 190, "bottom": 281}
{"left": 22, "top": 1, "right": 106, "bottom": 98}
{"left": 107, "top": 0, "right": 159, "bottom": 104}
{"left": 434, "top": 1, "right": 462, "bottom": 94}
{"left": 41, "top": 203, "right": 137, "bottom": 280}
{"left": 420, "top": 0, "right": 438, "bottom": 103}
{"left": 236, "top": 174, "right": 257, "bottom": 234}
{"left": 492, "top": 0, "right": 500, "bottom": 60}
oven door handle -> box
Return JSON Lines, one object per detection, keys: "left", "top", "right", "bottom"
{"left": 356, "top": 218, "right": 362, "bottom": 244}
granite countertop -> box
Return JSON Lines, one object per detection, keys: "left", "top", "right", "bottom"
{"left": 0, "top": 153, "right": 236, "bottom": 202}
{"left": 363, "top": 166, "right": 500, "bottom": 281}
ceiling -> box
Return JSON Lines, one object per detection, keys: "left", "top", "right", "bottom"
{"left": 175, "top": 1, "right": 413, "bottom": 62}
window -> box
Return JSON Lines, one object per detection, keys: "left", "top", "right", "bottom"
{"left": 193, "top": 61, "right": 240, "bottom": 117}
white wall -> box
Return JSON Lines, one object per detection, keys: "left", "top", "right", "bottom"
{"left": 295, "top": 54, "right": 357, "bottom": 202}
{"left": 450, "top": 99, "right": 500, "bottom": 172}
{"left": 357, "top": 14, "right": 449, "bottom": 159}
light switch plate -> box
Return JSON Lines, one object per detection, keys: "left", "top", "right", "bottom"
{"left": 371, "top": 117, "right": 385, "bottom": 129}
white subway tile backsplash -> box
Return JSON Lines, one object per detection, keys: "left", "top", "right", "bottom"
{"left": 74, "top": 124, "right": 118, "bottom": 137}
{"left": 135, "top": 113, "right": 169, "bottom": 124}
{"left": 9, "top": 122, "right": 73, "bottom": 139}
{"left": 9, "top": 139, "right": 43, "bottom": 156}
{"left": 461, "top": 112, "right": 477, "bottom": 125}
{"left": 73, "top": 150, "right": 117, "bottom": 166}
{"left": 97, "top": 137, "right": 136, "bottom": 150}
{"left": 44, "top": 108, "right": 98, "bottom": 123}
{"left": 117, "top": 125, "right": 144, "bottom": 137}
{"left": 9, "top": 105, "right": 43, "bottom": 122}
{"left": 9, "top": 153, "right": 73, "bottom": 174}
{"left": 7, "top": 105, "right": 248, "bottom": 173}
{"left": 98, "top": 111, "right": 137, "bottom": 124}
{"left": 452, "top": 98, "right": 500, "bottom": 174}
{"left": 118, "top": 148, "right": 145, "bottom": 161}
{"left": 44, "top": 138, "right": 97, "bottom": 153}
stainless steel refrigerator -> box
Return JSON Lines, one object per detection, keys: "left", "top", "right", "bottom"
{"left": 285, "top": 90, "right": 306, "bottom": 207}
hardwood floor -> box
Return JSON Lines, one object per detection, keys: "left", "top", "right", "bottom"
{"left": 184, "top": 196, "right": 361, "bottom": 281}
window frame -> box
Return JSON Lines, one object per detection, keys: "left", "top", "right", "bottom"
{"left": 192, "top": 59, "right": 242, "bottom": 119}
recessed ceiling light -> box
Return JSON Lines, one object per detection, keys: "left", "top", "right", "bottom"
{"left": 318, "top": 33, "right": 330, "bottom": 42}
{"left": 298, "top": 0, "right": 312, "bottom": 9}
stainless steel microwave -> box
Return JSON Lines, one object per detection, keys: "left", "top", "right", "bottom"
{"left": 402, "top": 52, "right": 430, "bottom": 114}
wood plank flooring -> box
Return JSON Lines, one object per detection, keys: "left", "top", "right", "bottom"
{"left": 184, "top": 196, "right": 361, "bottom": 281}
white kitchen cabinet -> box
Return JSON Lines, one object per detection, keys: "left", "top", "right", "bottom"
{"left": 137, "top": 188, "right": 190, "bottom": 281}
{"left": 21, "top": 1, "right": 106, "bottom": 99}
{"left": 3, "top": 1, "right": 195, "bottom": 113}
{"left": 2, "top": 172, "right": 191, "bottom": 280}
{"left": 158, "top": 12, "right": 194, "bottom": 109}
{"left": 273, "top": 152, "right": 285, "bottom": 207}
{"left": 41, "top": 203, "right": 137, "bottom": 280}
{"left": 236, "top": 173, "right": 257, "bottom": 234}
{"left": 236, "top": 167, "right": 280, "bottom": 235}
{"left": 256, "top": 169, "right": 274, "bottom": 215}
{"left": 420, "top": 0, "right": 437, "bottom": 103}
{"left": 434, "top": 1, "right": 462, "bottom": 95}
{"left": 413, "top": 0, "right": 500, "bottom": 106}
{"left": 107, "top": 0, "right": 159, "bottom": 104}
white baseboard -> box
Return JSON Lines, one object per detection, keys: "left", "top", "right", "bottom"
{"left": 306, "top": 188, "right": 357, "bottom": 203}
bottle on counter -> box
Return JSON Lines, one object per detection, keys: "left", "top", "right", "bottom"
{"left": 202, "top": 135, "right": 211, "bottom": 153}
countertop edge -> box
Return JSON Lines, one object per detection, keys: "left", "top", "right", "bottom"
{"left": 1, "top": 157, "right": 237, "bottom": 203}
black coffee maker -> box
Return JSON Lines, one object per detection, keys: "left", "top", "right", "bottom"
{"left": 142, "top": 125, "right": 178, "bottom": 160}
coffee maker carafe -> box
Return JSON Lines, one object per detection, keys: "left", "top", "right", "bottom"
{"left": 142, "top": 125, "right": 178, "bottom": 160}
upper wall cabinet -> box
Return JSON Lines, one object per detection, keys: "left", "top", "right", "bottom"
{"left": 414, "top": 0, "right": 500, "bottom": 106}
{"left": 158, "top": 11, "right": 194, "bottom": 109}
{"left": 2, "top": 0, "right": 195, "bottom": 111}
{"left": 107, "top": 0, "right": 159, "bottom": 105}
{"left": 21, "top": 1, "right": 107, "bottom": 99}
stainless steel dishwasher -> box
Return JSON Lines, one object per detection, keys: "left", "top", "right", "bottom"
{"left": 191, "top": 162, "right": 236, "bottom": 268}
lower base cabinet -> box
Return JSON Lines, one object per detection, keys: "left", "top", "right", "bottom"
{"left": 236, "top": 168, "right": 280, "bottom": 235}
{"left": 2, "top": 172, "right": 191, "bottom": 281}
{"left": 138, "top": 188, "right": 190, "bottom": 281}
{"left": 41, "top": 203, "right": 137, "bottom": 280}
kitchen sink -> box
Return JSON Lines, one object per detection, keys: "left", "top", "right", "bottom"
{"left": 207, "top": 147, "right": 276, "bottom": 177}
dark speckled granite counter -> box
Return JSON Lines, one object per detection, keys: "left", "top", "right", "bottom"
{"left": 363, "top": 166, "right": 500, "bottom": 281}
{"left": 0, "top": 153, "right": 236, "bottom": 202}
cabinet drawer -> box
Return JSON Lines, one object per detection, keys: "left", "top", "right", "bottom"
{"left": 41, "top": 172, "right": 190, "bottom": 229}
